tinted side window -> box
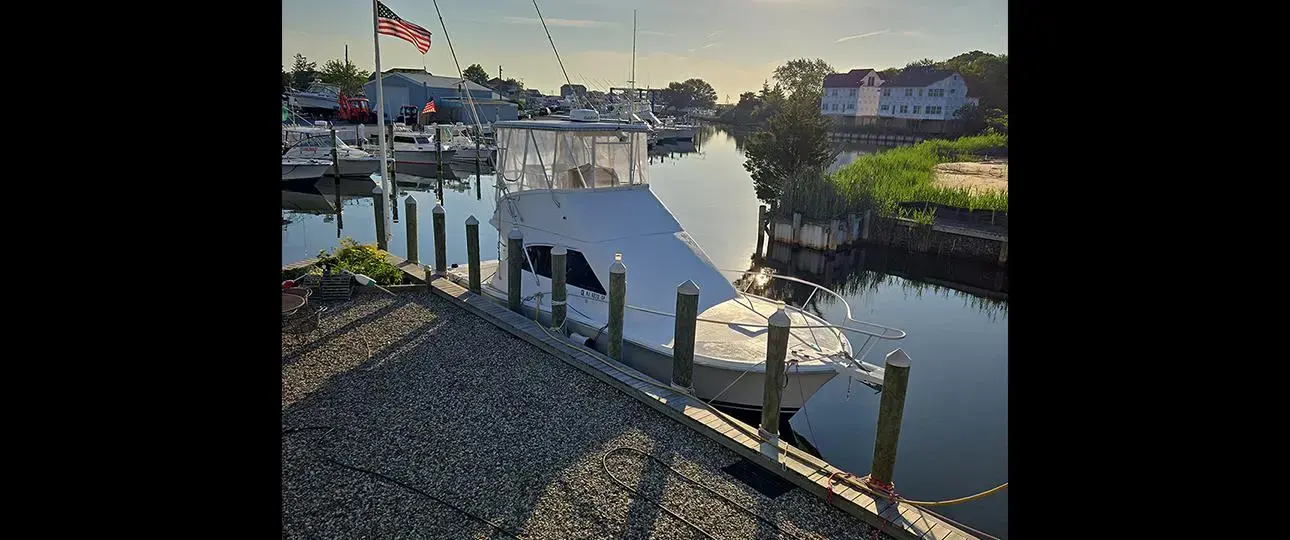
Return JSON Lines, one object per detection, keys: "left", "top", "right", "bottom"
{"left": 521, "top": 245, "right": 552, "bottom": 278}
{"left": 566, "top": 250, "right": 606, "bottom": 295}
{"left": 519, "top": 246, "right": 605, "bottom": 295}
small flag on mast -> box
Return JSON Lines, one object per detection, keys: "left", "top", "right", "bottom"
{"left": 377, "top": 2, "right": 432, "bottom": 54}
{"left": 422, "top": 98, "right": 437, "bottom": 115}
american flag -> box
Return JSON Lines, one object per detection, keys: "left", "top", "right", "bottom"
{"left": 422, "top": 98, "right": 437, "bottom": 114}
{"left": 377, "top": 2, "right": 432, "bottom": 54}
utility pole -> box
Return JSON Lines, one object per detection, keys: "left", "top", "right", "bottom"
{"left": 499, "top": 65, "right": 503, "bottom": 80}
{"left": 345, "top": 44, "right": 348, "bottom": 66}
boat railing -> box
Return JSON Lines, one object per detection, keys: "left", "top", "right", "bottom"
{"left": 496, "top": 259, "right": 905, "bottom": 370}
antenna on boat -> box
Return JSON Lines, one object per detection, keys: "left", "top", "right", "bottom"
{"left": 430, "top": 0, "right": 484, "bottom": 134}
{"left": 629, "top": 10, "right": 636, "bottom": 89}
{"left": 531, "top": 0, "right": 583, "bottom": 109}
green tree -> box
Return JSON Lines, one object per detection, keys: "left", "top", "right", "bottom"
{"left": 905, "top": 58, "right": 937, "bottom": 68}
{"left": 952, "top": 103, "right": 986, "bottom": 136}
{"left": 772, "top": 58, "right": 835, "bottom": 99}
{"left": 282, "top": 66, "right": 291, "bottom": 92}
{"left": 291, "top": 53, "right": 317, "bottom": 89}
{"left": 743, "top": 90, "right": 837, "bottom": 206}
{"left": 503, "top": 78, "right": 524, "bottom": 91}
{"left": 463, "top": 64, "right": 490, "bottom": 86}
{"left": 319, "top": 58, "right": 372, "bottom": 96}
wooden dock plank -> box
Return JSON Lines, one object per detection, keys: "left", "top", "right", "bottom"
{"left": 423, "top": 270, "right": 979, "bottom": 540}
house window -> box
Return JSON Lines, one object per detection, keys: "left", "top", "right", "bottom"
{"left": 883, "top": 88, "right": 891, "bottom": 97}
{"left": 904, "top": 89, "right": 912, "bottom": 97}
{"left": 950, "top": 89, "right": 956, "bottom": 94}
{"left": 913, "top": 105, "right": 921, "bottom": 114}
{"left": 849, "top": 88, "right": 857, "bottom": 97}
{"left": 822, "top": 103, "right": 828, "bottom": 111}
{"left": 881, "top": 104, "right": 890, "bottom": 111}
{"left": 927, "top": 89, "right": 944, "bottom": 98}
{"left": 868, "top": 76, "right": 874, "bottom": 86}
{"left": 899, "top": 105, "right": 908, "bottom": 113}
{"left": 918, "top": 89, "right": 923, "bottom": 97}
{"left": 520, "top": 245, "right": 606, "bottom": 295}
{"left": 832, "top": 103, "right": 838, "bottom": 111}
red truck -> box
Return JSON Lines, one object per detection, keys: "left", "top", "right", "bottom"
{"left": 336, "top": 92, "right": 376, "bottom": 124}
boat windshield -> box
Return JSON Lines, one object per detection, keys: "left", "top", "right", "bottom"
{"left": 495, "top": 127, "right": 649, "bottom": 191}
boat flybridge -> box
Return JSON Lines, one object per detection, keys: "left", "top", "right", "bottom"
{"left": 460, "top": 110, "right": 905, "bottom": 413}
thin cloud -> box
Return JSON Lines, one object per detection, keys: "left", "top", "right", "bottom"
{"left": 706, "top": 30, "right": 722, "bottom": 40}
{"left": 701, "top": 42, "right": 722, "bottom": 49}
{"left": 834, "top": 29, "right": 890, "bottom": 43}
{"left": 501, "top": 16, "right": 612, "bottom": 28}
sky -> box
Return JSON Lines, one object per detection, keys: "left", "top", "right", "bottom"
{"left": 282, "top": 0, "right": 1006, "bottom": 103}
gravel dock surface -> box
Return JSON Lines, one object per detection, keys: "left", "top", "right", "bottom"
{"left": 282, "top": 290, "right": 890, "bottom": 539}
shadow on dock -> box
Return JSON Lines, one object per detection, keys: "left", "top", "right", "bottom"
{"left": 282, "top": 290, "right": 895, "bottom": 539}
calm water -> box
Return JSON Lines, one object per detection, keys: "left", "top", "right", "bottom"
{"left": 281, "top": 126, "right": 1008, "bottom": 538}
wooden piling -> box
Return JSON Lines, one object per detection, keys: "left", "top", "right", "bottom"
{"left": 671, "top": 280, "right": 699, "bottom": 391}
{"left": 432, "top": 203, "right": 446, "bottom": 274}
{"left": 760, "top": 305, "right": 791, "bottom": 435}
{"left": 869, "top": 348, "right": 912, "bottom": 489}
{"left": 792, "top": 212, "right": 802, "bottom": 245}
{"left": 373, "top": 185, "right": 388, "bottom": 251}
{"left": 329, "top": 126, "right": 341, "bottom": 177}
{"left": 465, "top": 215, "right": 481, "bottom": 293}
{"left": 756, "top": 205, "right": 767, "bottom": 257}
{"left": 404, "top": 196, "right": 419, "bottom": 264}
{"left": 435, "top": 124, "right": 444, "bottom": 202}
{"left": 861, "top": 209, "right": 873, "bottom": 241}
{"left": 507, "top": 228, "right": 523, "bottom": 313}
{"left": 608, "top": 253, "right": 627, "bottom": 361}
{"left": 998, "top": 240, "right": 1009, "bottom": 265}
{"left": 551, "top": 245, "right": 567, "bottom": 330}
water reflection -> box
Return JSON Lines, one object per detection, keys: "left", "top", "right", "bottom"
{"left": 736, "top": 239, "right": 1008, "bottom": 321}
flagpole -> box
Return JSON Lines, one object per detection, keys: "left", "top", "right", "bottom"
{"left": 371, "top": 0, "right": 391, "bottom": 246}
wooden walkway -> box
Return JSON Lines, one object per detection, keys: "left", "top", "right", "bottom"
{"left": 425, "top": 261, "right": 976, "bottom": 540}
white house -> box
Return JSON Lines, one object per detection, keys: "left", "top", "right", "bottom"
{"left": 875, "top": 67, "right": 971, "bottom": 133}
{"left": 820, "top": 69, "right": 884, "bottom": 126}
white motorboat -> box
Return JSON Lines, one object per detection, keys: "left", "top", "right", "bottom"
{"left": 282, "top": 158, "right": 332, "bottom": 182}
{"left": 440, "top": 123, "right": 496, "bottom": 163}
{"left": 452, "top": 113, "right": 905, "bottom": 413}
{"left": 284, "top": 82, "right": 341, "bottom": 112}
{"left": 282, "top": 126, "right": 386, "bottom": 177}
{"left": 388, "top": 126, "right": 457, "bottom": 177}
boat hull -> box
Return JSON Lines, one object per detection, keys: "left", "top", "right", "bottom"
{"left": 393, "top": 149, "right": 458, "bottom": 177}
{"left": 281, "top": 162, "right": 331, "bottom": 181}
{"left": 656, "top": 126, "right": 697, "bottom": 142}
{"left": 462, "top": 275, "right": 835, "bottom": 413}
{"left": 287, "top": 92, "right": 340, "bottom": 111}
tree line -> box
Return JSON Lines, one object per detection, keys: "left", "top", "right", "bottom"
{"left": 283, "top": 53, "right": 372, "bottom": 97}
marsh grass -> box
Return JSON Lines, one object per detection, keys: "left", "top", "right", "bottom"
{"left": 831, "top": 133, "right": 1009, "bottom": 216}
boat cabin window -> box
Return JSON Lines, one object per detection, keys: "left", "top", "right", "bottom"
{"left": 394, "top": 136, "right": 416, "bottom": 144}
{"left": 415, "top": 137, "right": 432, "bottom": 145}
{"left": 520, "top": 245, "right": 607, "bottom": 295}
{"left": 495, "top": 126, "right": 649, "bottom": 192}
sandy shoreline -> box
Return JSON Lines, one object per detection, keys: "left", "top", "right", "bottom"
{"left": 933, "top": 159, "right": 1009, "bottom": 193}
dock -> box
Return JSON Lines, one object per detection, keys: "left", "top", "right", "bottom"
{"left": 282, "top": 249, "right": 981, "bottom": 539}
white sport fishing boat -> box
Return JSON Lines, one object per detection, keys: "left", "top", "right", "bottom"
{"left": 282, "top": 126, "right": 386, "bottom": 177}
{"left": 284, "top": 82, "right": 342, "bottom": 112}
{"left": 450, "top": 111, "right": 905, "bottom": 413}
{"left": 388, "top": 125, "right": 457, "bottom": 177}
